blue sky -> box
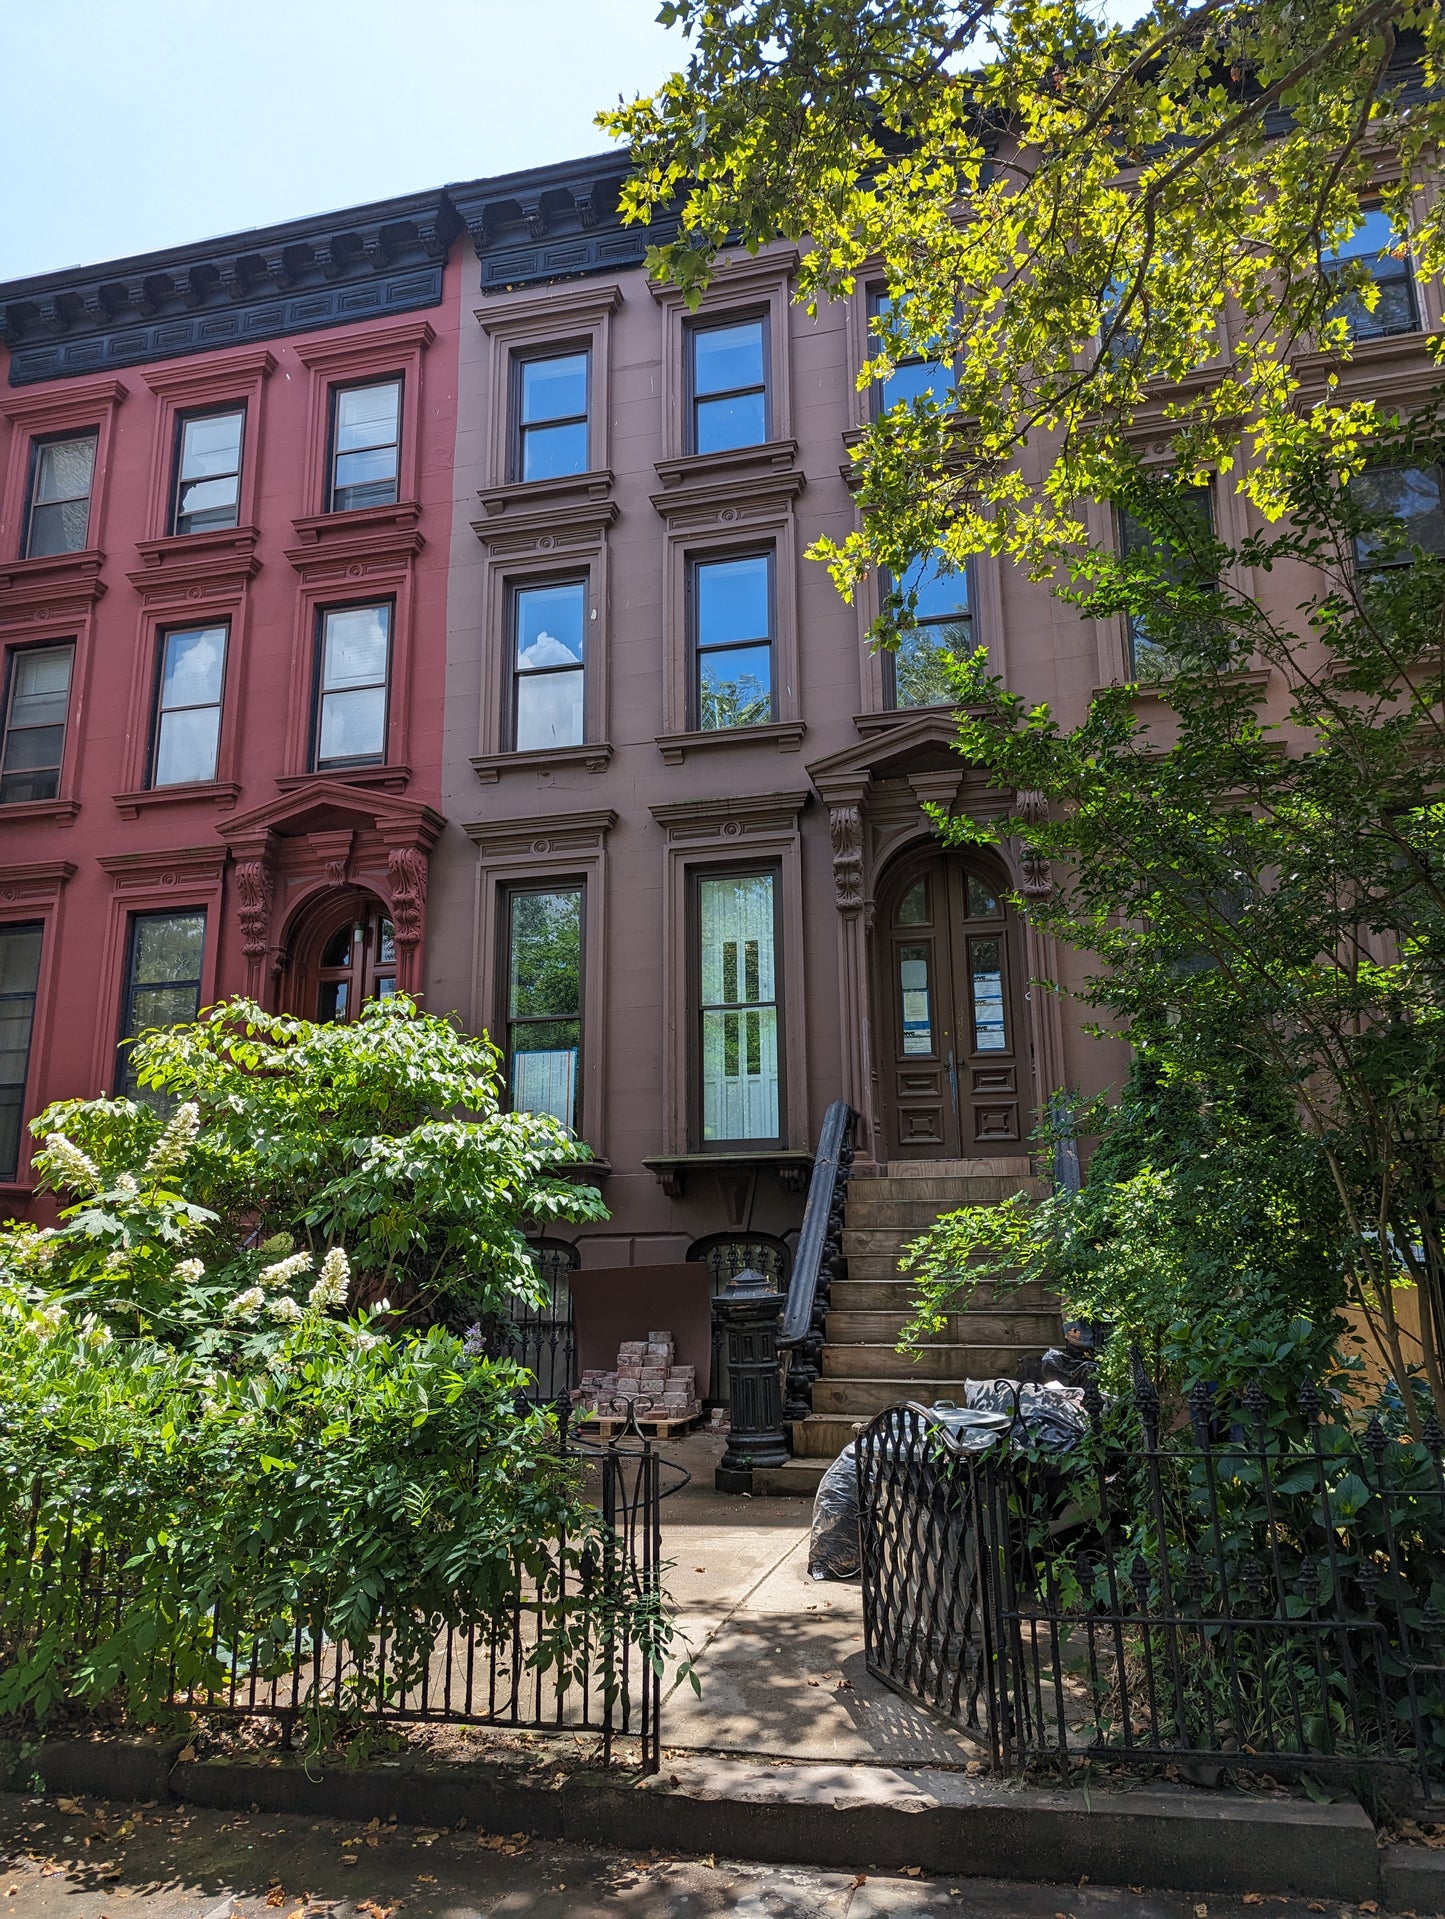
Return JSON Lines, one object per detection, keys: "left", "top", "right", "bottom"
{"left": 1, "top": 0, "right": 686, "bottom": 281}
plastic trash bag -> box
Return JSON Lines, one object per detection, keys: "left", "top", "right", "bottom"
{"left": 808, "top": 1443, "right": 862, "bottom": 1580}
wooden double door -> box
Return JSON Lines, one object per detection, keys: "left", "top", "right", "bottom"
{"left": 876, "top": 849, "right": 1027, "bottom": 1159}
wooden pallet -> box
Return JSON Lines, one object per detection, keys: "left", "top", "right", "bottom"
{"left": 571, "top": 1411, "right": 703, "bottom": 1439}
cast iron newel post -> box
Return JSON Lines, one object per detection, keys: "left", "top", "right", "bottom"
{"left": 714, "top": 1267, "right": 789, "bottom": 1494}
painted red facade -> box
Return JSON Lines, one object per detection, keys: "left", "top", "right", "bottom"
{"left": 0, "top": 196, "right": 462, "bottom": 1213}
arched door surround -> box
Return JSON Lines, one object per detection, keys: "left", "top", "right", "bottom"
{"left": 874, "top": 846, "right": 1027, "bottom": 1160}
{"left": 282, "top": 889, "right": 397, "bottom": 1021}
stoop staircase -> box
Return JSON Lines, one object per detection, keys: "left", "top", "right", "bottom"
{"left": 789, "top": 1157, "right": 1058, "bottom": 1464}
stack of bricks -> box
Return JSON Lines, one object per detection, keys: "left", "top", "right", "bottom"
{"left": 573, "top": 1329, "right": 700, "bottom": 1424}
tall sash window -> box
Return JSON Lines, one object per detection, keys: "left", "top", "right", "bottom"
{"left": 698, "top": 872, "right": 780, "bottom": 1143}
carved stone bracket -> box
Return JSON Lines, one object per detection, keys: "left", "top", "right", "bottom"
{"left": 1013, "top": 787, "right": 1054, "bottom": 898}
{"left": 828, "top": 803, "right": 864, "bottom": 914}
{"left": 387, "top": 845, "right": 428, "bottom": 949}
{"left": 234, "top": 858, "right": 274, "bottom": 964}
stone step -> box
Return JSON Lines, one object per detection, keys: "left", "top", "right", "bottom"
{"left": 880, "top": 1158, "right": 1036, "bottom": 1178}
{"left": 824, "top": 1308, "right": 1060, "bottom": 1345}
{"left": 849, "top": 1172, "right": 1041, "bottom": 1202}
{"left": 790, "top": 1414, "right": 866, "bottom": 1459}
{"left": 820, "top": 1342, "right": 1037, "bottom": 1382}
{"left": 847, "top": 1179, "right": 1032, "bottom": 1221}
{"left": 752, "top": 1459, "right": 831, "bottom": 1497}
{"left": 829, "top": 1277, "right": 1057, "bottom": 1310}
{"left": 841, "top": 1227, "right": 934, "bottom": 1259}
{"left": 845, "top": 1196, "right": 1032, "bottom": 1230}
{"left": 810, "top": 1376, "right": 1021, "bottom": 1417}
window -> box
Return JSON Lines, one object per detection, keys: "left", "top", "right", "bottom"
{"left": 504, "top": 886, "right": 583, "bottom": 1132}
{"left": 512, "top": 579, "right": 585, "bottom": 751}
{"left": 1117, "top": 484, "right": 1216, "bottom": 676}
{"left": 0, "top": 922, "right": 42, "bottom": 1182}
{"left": 116, "top": 910, "right": 206, "bottom": 1097}
{"left": 692, "top": 551, "right": 774, "bottom": 730}
{"left": 314, "top": 906, "right": 396, "bottom": 1021}
{"left": 24, "top": 432, "right": 97, "bottom": 557}
{"left": 327, "top": 379, "right": 401, "bottom": 512}
{"left": 314, "top": 603, "right": 391, "bottom": 768}
{"left": 0, "top": 642, "right": 73, "bottom": 804}
{"left": 870, "top": 292, "right": 951, "bottom": 412}
{"left": 515, "top": 350, "right": 589, "bottom": 481}
{"left": 172, "top": 408, "right": 244, "bottom": 535}
{"left": 886, "top": 554, "right": 971, "bottom": 708}
{"left": 1325, "top": 207, "right": 1419, "bottom": 341}
{"left": 1351, "top": 464, "right": 1445, "bottom": 572}
{"left": 151, "top": 622, "right": 227, "bottom": 787}
{"left": 697, "top": 871, "right": 780, "bottom": 1144}
{"left": 689, "top": 316, "right": 768, "bottom": 454}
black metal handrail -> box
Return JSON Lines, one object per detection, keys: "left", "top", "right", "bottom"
{"left": 779, "top": 1101, "right": 857, "bottom": 1420}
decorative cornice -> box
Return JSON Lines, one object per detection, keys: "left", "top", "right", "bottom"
{"left": 142, "top": 347, "right": 277, "bottom": 398}
{"left": 274, "top": 763, "right": 412, "bottom": 795}
{"left": 127, "top": 527, "right": 261, "bottom": 597}
{"left": 651, "top": 455, "right": 805, "bottom": 526}
{"left": 1, "top": 192, "right": 458, "bottom": 388}
{"left": 450, "top": 155, "right": 678, "bottom": 294}
{"left": 474, "top": 283, "right": 624, "bottom": 335}
{"left": 97, "top": 845, "right": 228, "bottom": 889}
{"left": 649, "top": 789, "right": 809, "bottom": 843}
{"left": 472, "top": 473, "right": 617, "bottom": 554}
{"left": 471, "top": 742, "right": 614, "bottom": 784}
{"left": 0, "top": 549, "right": 106, "bottom": 624}
{"left": 655, "top": 721, "right": 806, "bottom": 765}
{"left": 0, "top": 859, "right": 76, "bottom": 906}
{"left": 461, "top": 807, "right": 617, "bottom": 856}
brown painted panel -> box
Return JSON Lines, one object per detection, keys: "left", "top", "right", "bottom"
{"left": 571, "top": 1262, "right": 715, "bottom": 1399}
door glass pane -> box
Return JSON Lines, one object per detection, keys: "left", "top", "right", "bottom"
{"left": 699, "top": 873, "right": 778, "bottom": 1141}
{"left": 318, "top": 981, "right": 349, "bottom": 1021}
{"left": 966, "top": 873, "right": 1000, "bottom": 917}
{"left": 378, "top": 919, "right": 396, "bottom": 965}
{"left": 896, "top": 879, "right": 928, "bottom": 925}
{"left": 969, "top": 936, "right": 1007, "bottom": 1051}
{"left": 898, "top": 944, "right": 933, "bottom": 1055}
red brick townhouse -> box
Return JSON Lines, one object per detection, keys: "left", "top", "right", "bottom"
{"left": 0, "top": 191, "right": 463, "bottom": 1211}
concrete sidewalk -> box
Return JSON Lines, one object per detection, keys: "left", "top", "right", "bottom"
{"left": 652, "top": 1430, "right": 982, "bottom": 1767}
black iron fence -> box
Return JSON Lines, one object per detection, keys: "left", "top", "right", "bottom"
{"left": 497, "top": 1239, "right": 578, "bottom": 1402}
{"left": 857, "top": 1382, "right": 1445, "bottom": 1801}
{"left": 2, "top": 1418, "right": 664, "bottom": 1772}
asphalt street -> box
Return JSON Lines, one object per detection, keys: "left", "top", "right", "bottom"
{"left": 0, "top": 1792, "right": 1404, "bottom": 1919}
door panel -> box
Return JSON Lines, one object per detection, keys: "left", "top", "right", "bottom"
{"left": 877, "top": 850, "right": 1026, "bottom": 1159}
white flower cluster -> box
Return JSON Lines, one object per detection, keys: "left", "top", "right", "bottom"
{"left": 226, "top": 1285, "right": 266, "bottom": 1320}
{"left": 267, "top": 1295, "right": 303, "bottom": 1323}
{"left": 143, "top": 1101, "right": 200, "bottom": 1180}
{"left": 43, "top": 1133, "right": 101, "bottom": 1195}
{"left": 174, "top": 1258, "right": 206, "bottom": 1285}
{"left": 104, "top": 1249, "right": 129, "bottom": 1272}
{"left": 258, "top": 1250, "right": 312, "bottom": 1290}
{"left": 30, "top": 1301, "right": 66, "bottom": 1338}
{"left": 308, "top": 1246, "right": 350, "bottom": 1312}
{"left": 113, "top": 1172, "right": 139, "bottom": 1200}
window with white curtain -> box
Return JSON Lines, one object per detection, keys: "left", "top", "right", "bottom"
{"left": 698, "top": 870, "right": 780, "bottom": 1143}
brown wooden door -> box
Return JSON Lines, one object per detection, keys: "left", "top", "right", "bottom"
{"left": 294, "top": 899, "right": 397, "bottom": 1022}
{"left": 877, "top": 851, "right": 1026, "bottom": 1160}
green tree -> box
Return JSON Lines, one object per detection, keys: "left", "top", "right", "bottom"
{"left": 603, "top": 0, "right": 1445, "bottom": 593}
{"left": 25, "top": 994, "right": 606, "bottom": 1327}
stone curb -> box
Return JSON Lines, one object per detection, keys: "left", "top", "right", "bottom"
{"left": 6, "top": 1740, "right": 1400, "bottom": 1905}
{"left": 1380, "top": 1846, "right": 1445, "bottom": 1916}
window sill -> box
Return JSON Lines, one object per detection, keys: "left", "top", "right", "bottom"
{"left": 132, "top": 525, "right": 259, "bottom": 572}
{"left": 275, "top": 764, "right": 412, "bottom": 795}
{"left": 657, "top": 721, "right": 806, "bottom": 765}
{"left": 643, "top": 1150, "right": 814, "bottom": 1199}
{"left": 114, "top": 781, "right": 242, "bottom": 820}
{"left": 476, "top": 470, "right": 615, "bottom": 518}
{"left": 1092, "top": 667, "right": 1271, "bottom": 703}
{"left": 0, "top": 1181, "right": 36, "bottom": 1201}
{"left": 653, "top": 439, "right": 799, "bottom": 491}
{"left": 286, "top": 502, "right": 423, "bottom": 569}
{"left": 471, "top": 742, "right": 614, "bottom": 784}
{"left": 650, "top": 442, "right": 805, "bottom": 518}
{"left": 0, "top": 797, "right": 80, "bottom": 827}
